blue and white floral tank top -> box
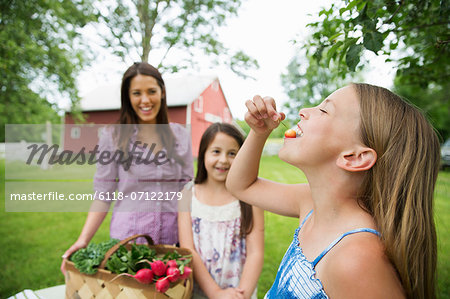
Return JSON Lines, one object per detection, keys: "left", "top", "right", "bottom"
{"left": 265, "top": 210, "right": 380, "bottom": 299}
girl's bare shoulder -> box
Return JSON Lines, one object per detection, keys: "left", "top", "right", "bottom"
{"left": 321, "top": 232, "right": 405, "bottom": 298}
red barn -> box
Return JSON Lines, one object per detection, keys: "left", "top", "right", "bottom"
{"left": 64, "top": 76, "right": 233, "bottom": 157}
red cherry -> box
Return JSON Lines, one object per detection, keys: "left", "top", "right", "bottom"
{"left": 284, "top": 129, "right": 296, "bottom": 138}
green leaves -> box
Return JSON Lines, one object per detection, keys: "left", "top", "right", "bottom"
{"left": 300, "top": 0, "right": 449, "bottom": 84}
{"left": 363, "top": 31, "right": 384, "bottom": 53}
{"left": 97, "top": 0, "right": 256, "bottom": 77}
{"left": 70, "top": 239, "right": 158, "bottom": 275}
{"left": 70, "top": 239, "right": 120, "bottom": 275}
{"left": 280, "top": 45, "right": 358, "bottom": 121}
{"left": 0, "top": 0, "right": 98, "bottom": 140}
{"left": 326, "top": 41, "right": 343, "bottom": 66}
{"left": 345, "top": 43, "right": 364, "bottom": 71}
{"left": 292, "top": 0, "right": 449, "bottom": 139}
{"left": 106, "top": 243, "right": 157, "bottom": 275}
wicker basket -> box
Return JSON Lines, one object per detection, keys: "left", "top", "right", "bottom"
{"left": 65, "top": 234, "right": 193, "bottom": 299}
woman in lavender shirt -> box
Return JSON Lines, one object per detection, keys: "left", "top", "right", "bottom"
{"left": 61, "top": 62, "right": 193, "bottom": 273}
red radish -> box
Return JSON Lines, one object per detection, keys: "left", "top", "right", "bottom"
{"left": 110, "top": 268, "right": 154, "bottom": 284}
{"left": 166, "top": 267, "right": 180, "bottom": 282}
{"left": 179, "top": 266, "right": 192, "bottom": 279}
{"left": 155, "top": 277, "right": 170, "bottom": 293}
{"left": 166, "top": 259, "right": 178, "bottom": 268}
{"left": 284, "top": 129, "right": 296, "bottom": 138}
{"left": 151, "top": 260, "right": 167, "bottom": 276}
{"left": 132, "top": 268, "right": 154, "bottom": 284}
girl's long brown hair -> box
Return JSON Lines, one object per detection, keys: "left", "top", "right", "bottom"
{"left": 353, "top": 83, "right": 440, "bottom": 299}
{"left": 195, "top": 123, "right": 253, "bottom": 238}
{"left": 115, "top": 62, "right": 183, "bottom": 166}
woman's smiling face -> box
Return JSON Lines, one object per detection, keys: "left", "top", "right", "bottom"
{"left": 129, "top": 74, "right": 162, "bottom": 124}
{"left": 279, "top": 85, "right": 362, "bottom": 169}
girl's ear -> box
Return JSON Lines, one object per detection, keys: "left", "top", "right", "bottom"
{"left": 336, "top": 146, "right": 377, "bottom": 172}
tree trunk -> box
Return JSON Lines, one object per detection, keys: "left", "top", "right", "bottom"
{"left": 137, "top": 0, "right": 157, "bottom": 62}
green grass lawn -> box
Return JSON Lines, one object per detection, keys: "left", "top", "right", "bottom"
{"left": 1, "top": 157, "right": 449, "bottom": 298}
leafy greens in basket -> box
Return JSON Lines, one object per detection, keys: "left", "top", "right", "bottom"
{"left": 106, "top": 243, "right": 157, "bottom": 274}
{"left": 70, "top": 238, "right": 191, "bottom": 276}
{"left": 69, "top": 239, "right": 120, "bottom": 274}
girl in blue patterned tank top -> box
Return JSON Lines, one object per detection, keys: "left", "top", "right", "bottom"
{"left": 227, "top": 84, "right": 440, "bottom": 298}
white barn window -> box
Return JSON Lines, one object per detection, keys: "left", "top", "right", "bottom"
{"left": 223, "top": 107, "right": 231, "bottom": 123}
{"left": 70, "top": 127, "right": 81, "bottom": 139}
{"left": 204, "top": 113, "right": 222, "bottom": 123}
{"left": 212, "top": 80, "right": 219, "bottom": 91}
{"left": 194, "top": 96, "right": 203, "bottom": 113}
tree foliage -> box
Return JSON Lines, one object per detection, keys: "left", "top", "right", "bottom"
{"left": 281, "top": 48, "right": 360, "bottom": 119}
{"left": 393, "top": 77, "right": 450, "bottom": 141}
{"left": 305, "top": 0, "right": 449, "bottom": 85}
{"left": 285, "top": 0, "right": 449, "bottom": 139}
{"left": 97, "top": 0, "right": 258, "bottom": 76}
{"left": 0, "top": 0, "right": 98, "bottom": 141}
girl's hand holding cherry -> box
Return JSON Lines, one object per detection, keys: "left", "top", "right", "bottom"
{"left": 245, "top": 95, "right": 285, "bottom": 136}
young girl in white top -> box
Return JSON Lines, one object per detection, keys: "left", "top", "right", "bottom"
{"left": 179, "top": 123, "right": 264, "bottom": 299}
{"left": 226, "top": 84, "right": 440, "bottom": 299}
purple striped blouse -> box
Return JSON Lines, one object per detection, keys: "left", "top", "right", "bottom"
{"left": 93, "top": 123, "right": 194, "bottom": 245}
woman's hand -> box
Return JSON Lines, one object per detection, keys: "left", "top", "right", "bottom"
{"left": 212, "top": 288, "right": 245, "bottom": 299}
{"left": 60, "top": 239, "right": 88, "bottom": 275}
{"left": 60, "top": 205, "right": 109, "bottom": 275}
{"left": 245, "top": 95, "right": 285, "bottom": 136}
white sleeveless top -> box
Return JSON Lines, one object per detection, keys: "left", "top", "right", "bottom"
{"left": 190, "top": 185, "right": 257, "bottom": 299}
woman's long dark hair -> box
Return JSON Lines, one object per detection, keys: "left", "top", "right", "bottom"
{"left": 115, "top": 62, "right": 183, "bottom": 166}
{"left": 195, "top": 123, "right": 253, "bottom": 237}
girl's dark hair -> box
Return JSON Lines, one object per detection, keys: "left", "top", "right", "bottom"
{"left": 195, "top": 123, "right": 253, "bottom": 237}
{"left": 115, "top": 62, "right": 183, "bottom": 166}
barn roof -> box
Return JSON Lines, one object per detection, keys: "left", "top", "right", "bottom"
{"left": 77, "top": 75, "right": 217, "bottom": 112}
